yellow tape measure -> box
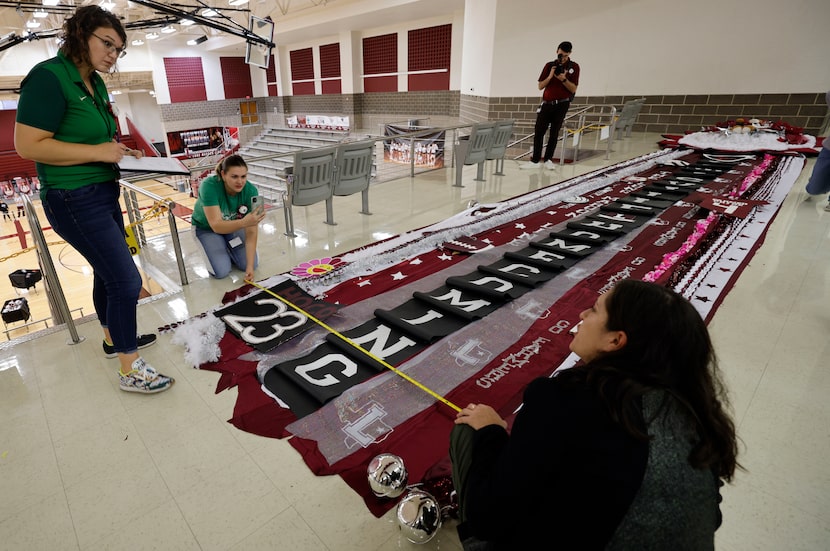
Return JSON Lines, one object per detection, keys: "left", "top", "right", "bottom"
{"left": 244, "top": 279, "right": 461, "bottom": 412}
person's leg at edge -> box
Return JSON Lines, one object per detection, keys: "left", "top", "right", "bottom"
{"left": 543, "top": 102, "right": 570, "bottom": 163}
{"left": 805, "top": 147, "right": 830, "bottom": 202}
{"left": 450, "top": 424, "right": 477, "bottom": 524}
{"left": 42, "top": 184, "right": 144, "bottom": 376}
{"left": 196, "top": 227, "right": 234, "bottom": 278}
{"left": 530, "top": 107, "right": 552, "bottom": 164}
{"left": 450, "top": 424, "right": 496, "bottom": 550}
{"left": 225, "top": 228, "right": 257, "bottom": 272}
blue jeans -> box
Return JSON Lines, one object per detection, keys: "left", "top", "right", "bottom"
{"left": 805, "top": 147, "right": 830, "bottom": 198}
{"left": 195, "top": 227, "right": 257, "bottom": 278}
{"left": 42, "top": 182, "right": 142, "bottom": 354}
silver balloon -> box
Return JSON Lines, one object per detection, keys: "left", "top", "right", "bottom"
{"left": 396, "top": 489, "right": 442, "bottom": 544}
{"left": 367, "top": 453, "right": 408, "bottom": 498}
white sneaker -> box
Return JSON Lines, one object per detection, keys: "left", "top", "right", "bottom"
{"left": 544, "top": 160, "right": 557, "bottom": 170}
{"left": 520, "top": 161, "right": 541, "bottom": 170}
{"left": 119, "top": 358, "right": 174, "bottom": 394}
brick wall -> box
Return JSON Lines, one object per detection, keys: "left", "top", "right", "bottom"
{"left": 619, "top": 93, "right": 826, "bottom": 135}
{"left": 459, "top": 94, "right": 491, "bottom": 124}
{"left": 159, "top": 98, "right": 268, "bottom": 132}
{"left": 157, "top": 91, "right": 827, "bottom": 142}
{"left": 519, "top": 93, "right": 826, "bottom": 137}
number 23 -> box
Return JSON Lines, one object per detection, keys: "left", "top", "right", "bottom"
{"left": 222, "top": 298, "right": 307, "bottom": 344}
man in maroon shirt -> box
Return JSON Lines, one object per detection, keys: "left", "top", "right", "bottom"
{"left": 521, "top": 41, "right": 580, "bottom": 170}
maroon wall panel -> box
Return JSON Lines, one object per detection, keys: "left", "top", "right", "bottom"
{"left": 0, "top": 110, "right": 15, "bottom": 151}
{"left": 164, "top": 57, "right": 207, "bottom": 103}
{"left": 408, "top": 72, "right": 450, "bottom": 91}
{"left": 363, "top": 76, "right": 397, "bottom": 93}
{"left": 408, "top": 24, "right": 451, "bottom": 91}
{"left": 320, "top": 42, "right": 341, "bottom": 95}
{"left": 265, "top": 56, "right": 278, "bottom": 96}
{"left": 290, "top": 47, "right": 315, "bottom": 95}
{"left": 320, "top": 43, "right": 341, "bottom": 78}
{"left": 363, "top": 33, "right": 397, "bottom": 93}
{"left": 321, "top": 80, "right": 342, "bottom": 95}
{"left": 292, "top": 82, "right": 316, "bottom": 96}
{"left": 220, "top": 56, "right": 253, "bottom": 99}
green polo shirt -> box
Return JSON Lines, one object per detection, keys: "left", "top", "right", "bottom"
{"left": 16, "top": 51, "right": 119, "bottom": 195}
{"left": 191, "top": 175, "right": 259, "bottom": 231}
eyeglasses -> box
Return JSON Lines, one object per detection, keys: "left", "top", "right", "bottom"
{"left": 91, "top": 33, "right": 127, "bottom": 58}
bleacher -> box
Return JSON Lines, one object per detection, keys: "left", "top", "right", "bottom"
{"left": 238, "top": 127, "right": 348, "bottom": 205}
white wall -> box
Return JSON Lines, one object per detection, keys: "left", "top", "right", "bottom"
{"left": 124, "top": 91, "right": 165, "bottom": 144}
{"left": 488, "top": 0, "right": 830, "bottom": 98}
{"left": 459, "top": 0, "right": 497, "bottom": 96}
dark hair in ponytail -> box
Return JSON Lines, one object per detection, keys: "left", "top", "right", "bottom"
{"left": 216, "top": 154, "right": 247, "bottom": 178}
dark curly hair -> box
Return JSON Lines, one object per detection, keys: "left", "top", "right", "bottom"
{"left": 557, "top": 279, "right": 740, "bottom": 481}
{"left": 60, "top": 5, "right": 126, "bottom": 69}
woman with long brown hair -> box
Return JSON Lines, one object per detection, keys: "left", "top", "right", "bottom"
{"left": 450, "top": 279, "right": 740, "bottom": 549}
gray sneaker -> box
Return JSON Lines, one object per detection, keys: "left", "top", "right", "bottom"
{"left": 119, "top": 358, "right": 174, "bottom": 394}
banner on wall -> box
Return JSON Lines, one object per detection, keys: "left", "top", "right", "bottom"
{"left": 286, "top": 115, "right": 350, "bottom": 131}
{"left": 383, "top": 125, "right": 445, "bottom": 168}
{"left": 166, "top": 126, "right": 238, "bottom": 159}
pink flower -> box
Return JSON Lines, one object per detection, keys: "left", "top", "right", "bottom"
{"left": 291, "top": 257, "right": 343, "bottom": 278}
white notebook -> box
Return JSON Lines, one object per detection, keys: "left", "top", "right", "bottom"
{"left": 118, "top": 155, "right": 190, "bottom": 175}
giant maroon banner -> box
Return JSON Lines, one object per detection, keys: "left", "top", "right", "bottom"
{"left": 187, "top": 149, "right": 802, "bottom": 516}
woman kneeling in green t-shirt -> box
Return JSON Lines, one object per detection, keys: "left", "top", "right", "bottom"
{"left": 192, "top": 155, "right": 266, "bottom": 280}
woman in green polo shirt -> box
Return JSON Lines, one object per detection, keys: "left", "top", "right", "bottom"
{"left": 191, "top": 155, "right": 266, "bottom": 280}
{"left": 14, "top": 6, "right": 173, "bottom": 394}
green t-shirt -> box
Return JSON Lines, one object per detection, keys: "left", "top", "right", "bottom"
{"left": 16, "top": 51, "right": 119, "bottom": 196}
{"left": 191, "top": 174, "right": 259, "bottom": 231}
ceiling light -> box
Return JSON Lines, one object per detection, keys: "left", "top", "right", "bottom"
{"left": 201, "top": 8, "right": 218, "bottom": 17}
{"left": 160, "top": 25, "right": 176, "bottom": 34}
{"left": 26, "top": 19, "right": 41, "bottom": 28}
{"left": 131, "top": 39, "right": 144, "bottom": 46}
{"left": 187, "top": 35, "right": 208, "bottom": 46}
{"left": 99, "top": 0, "right": 115, "bottom": 10}
{"left": 145, "top": 32, "right": 159, "bottom": 40}
{"left": 111, "top": 90, "right": 122, "bottom": 95}
{"left": 33, "top": 10, "right": 48, "bottom": 18}
{"left": 228, "top": 0, "right": 249, "bottom": 5}
{"left": 180, "top": 18, "right": 194, "bottom": 26}
{"left": 42, "top": 0, "right": 60, "bottom": 6}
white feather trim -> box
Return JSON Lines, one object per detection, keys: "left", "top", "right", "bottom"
{"left": 169, "top": 313, "right": 227, "bottom": 368}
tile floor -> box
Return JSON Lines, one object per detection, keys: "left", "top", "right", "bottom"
{"left": 1, "top": 132, "right": 828, "bottom": 550}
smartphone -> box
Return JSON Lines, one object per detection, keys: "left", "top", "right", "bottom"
{"left": 250, "top": 196, "right": 264, "bottom": 214}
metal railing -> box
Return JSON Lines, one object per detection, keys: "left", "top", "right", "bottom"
{"left": 20, "top": 194, "right": 83, "bottom": 344}
{"left": 511, "top": 103, "right": 618, "bottom": 164}
{"left": 119, "top": 176, "right": 189, "bottom": 286}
